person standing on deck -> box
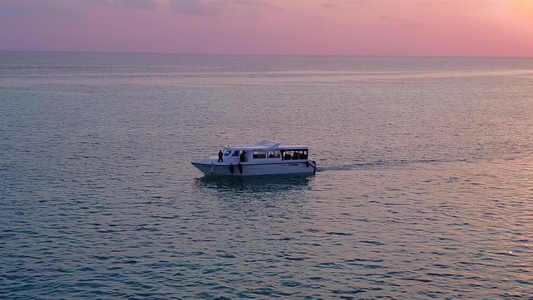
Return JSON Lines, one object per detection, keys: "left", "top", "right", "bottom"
{"left": 218, "top": 150, "right": 223, "bottom": 162}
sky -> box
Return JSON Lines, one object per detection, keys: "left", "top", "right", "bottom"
{"left": 0, "top": 0, "right": 532, "bottom": 57}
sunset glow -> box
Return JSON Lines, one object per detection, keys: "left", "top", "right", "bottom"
{"left": 0, "top": 0, "right": 532, "bottom": 57}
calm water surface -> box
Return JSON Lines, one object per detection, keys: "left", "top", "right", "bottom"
{"left": 1, "top": 52, "right": 532, "bottom": 299}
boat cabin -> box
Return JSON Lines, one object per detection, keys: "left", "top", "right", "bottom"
{"left": 222, "top": 140, "right": 309, "bottom": 164}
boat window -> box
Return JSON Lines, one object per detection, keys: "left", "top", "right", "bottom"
{"left": 232, "top": 151, "right": 240, "bottom": 156}
{"left": 267, "top": 150, "right": 280, "bottom": 158}
{"left": 253, "top": 150, "right": 266, "bottom": 159}
{"left": 281, "top": 149, "right": 308, "bottom": 160}
{"left": 282, "top": 151, "right": 291, "bottom": 160}
{"left": 292, "top": 151, "right": 300, "bottom": 160}
{"left": 224, "top": 150, "right": 231, "bottom": 156}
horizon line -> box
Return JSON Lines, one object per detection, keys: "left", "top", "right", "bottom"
{"left": 1, "top": 49, "right": 532, "bottom": 60}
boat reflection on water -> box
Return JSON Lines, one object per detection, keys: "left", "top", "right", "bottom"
{"left": 195, "top": 174, "right": 312, "bottom": 194}
{"left": 193, "top": 175, "right": 314, "bottom": 230}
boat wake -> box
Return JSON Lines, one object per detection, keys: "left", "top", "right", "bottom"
{"left": 318, "top": 158, "right": 472, "bottom": 172}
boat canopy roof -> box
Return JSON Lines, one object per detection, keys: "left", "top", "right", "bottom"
{"left": 224, "top": 140, "right": 308, "bottom": 151}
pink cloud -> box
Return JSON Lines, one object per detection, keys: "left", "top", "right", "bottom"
{"left": 0, "top": 0, "right": 532, "bottom": 57}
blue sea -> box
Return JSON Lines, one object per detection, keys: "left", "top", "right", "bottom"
{"left": 1, "top": 51, "right": 532, "bottom": 299}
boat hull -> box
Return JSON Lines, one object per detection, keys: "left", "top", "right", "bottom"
{"left": 191, "top": 160, "right": 317, "bottom": 176}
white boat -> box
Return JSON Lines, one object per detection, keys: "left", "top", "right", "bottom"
{"left": 191, "top": 140, "right": 317, "bottom": 176}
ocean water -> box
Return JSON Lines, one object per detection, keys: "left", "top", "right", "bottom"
{"left": 1, "top": 51, "right": 532, "bottom": 299}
